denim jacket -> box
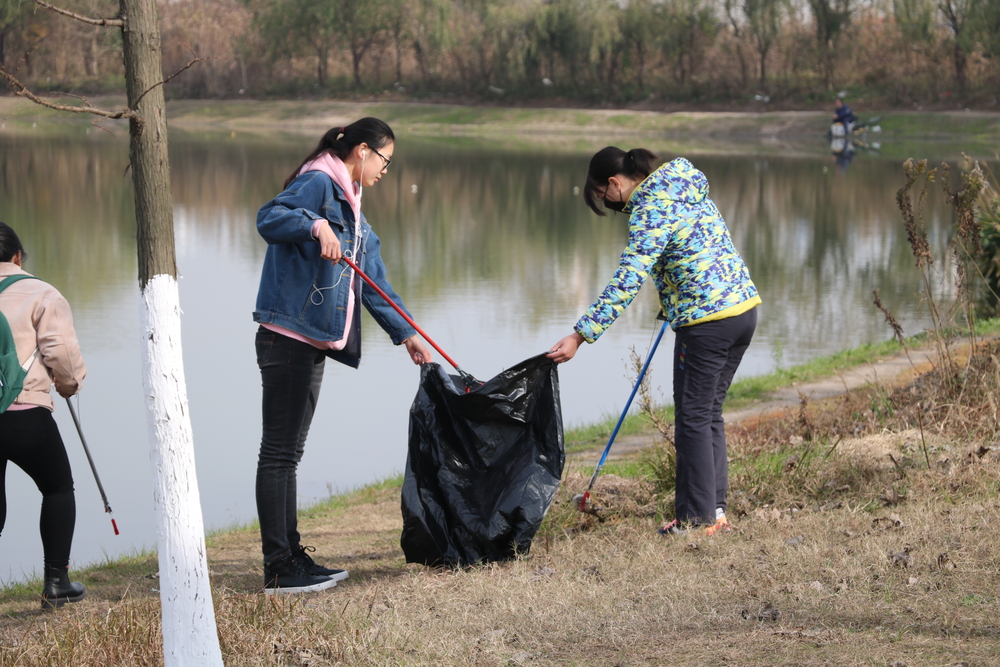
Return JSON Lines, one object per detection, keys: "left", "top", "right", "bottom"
{"left": 253, "top": 171, "right": 416, "bottom": 367}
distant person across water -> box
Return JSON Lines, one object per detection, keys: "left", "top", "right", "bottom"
{"left": 832, "top": 99, "right": 856, "bottom": 131}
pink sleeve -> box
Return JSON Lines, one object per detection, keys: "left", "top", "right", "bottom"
{"left": 311, "top": 219, "right": 325, "bottom": 238}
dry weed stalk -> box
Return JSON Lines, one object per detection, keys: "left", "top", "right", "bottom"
{"left": 631, "top": 345, "right": 673, "bottom": 445}
{"left": 628, "top": 345, "right": 678, "bottom": 508}
{"left": 872, "top": 289, "right": 915, "bottom": 369}
{"left": 889, "top": 157, "right": 991, "bottom": 403}
{"left": 895, "top": 158, "right": 955, "bottom": 375}
{"left": 942, "top": 156, "right": 988, "bottom": 346}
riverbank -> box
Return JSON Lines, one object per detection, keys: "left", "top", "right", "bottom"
{"left": 2, "top": 96, "right": 1000, "bottom": 158}
{"left": 4, "top": 325, "right": 1000, "bottom": 665}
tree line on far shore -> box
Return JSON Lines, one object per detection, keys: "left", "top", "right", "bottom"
{"left": 1, "top": 0, "right": 998, "bottom": 107}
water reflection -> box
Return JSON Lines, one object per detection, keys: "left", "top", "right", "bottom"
{"left": 0, "top": 126, "right": 975, "bottom": 582}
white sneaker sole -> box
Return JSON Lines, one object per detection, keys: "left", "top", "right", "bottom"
{"left": 263, "top": 578, "right": 337, "bottom": 595}
{"left": 328, "top": 570, "right": 349, "bottom": 582}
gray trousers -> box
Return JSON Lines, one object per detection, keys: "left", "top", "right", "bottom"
{"left": 673, "top": 307, "right": 757, "bottom": 525}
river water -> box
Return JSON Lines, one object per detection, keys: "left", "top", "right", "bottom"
{"left": 0, "top": 123, "right": 980, "bottom": 582}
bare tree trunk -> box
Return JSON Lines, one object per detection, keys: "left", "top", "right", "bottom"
{"left": 635, "top": 43, "right": 645, "bottom": 94}
{"left": 414, "top": 40, "right": 429, "bottom": 82}
{"left": 394, "top": 26, "right": 403, "bottom": 82}
{"left": 306, "top": 38, "right": 328, "bottom": 86}
{"left": 352, "top": 48, "right": 363, "bottom": 87}
{"left": 953, "top": 41, "right": 966, "bottom": 93}
{"left": 119, "top": 0, "right": 224, "bottom": 664}
{"left": 88, "top": 26, "right": 99, "bottom": 77}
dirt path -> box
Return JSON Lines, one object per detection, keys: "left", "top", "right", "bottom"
{"left": 571, "top": 343, "right": 939, "bottom": 464}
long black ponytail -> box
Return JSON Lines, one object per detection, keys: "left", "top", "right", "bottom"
{"left": 284, "top": 117, "right": 395, "bottom": 189}
{"left": 582, "top": 146, "right": 659, "bottom": 216}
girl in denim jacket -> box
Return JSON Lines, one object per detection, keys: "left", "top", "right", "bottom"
{"left": 548, "top": 147, "right": 760, "bottom": 537}
{"left": 252, "top": 119, "right": 431, "bottom": 594}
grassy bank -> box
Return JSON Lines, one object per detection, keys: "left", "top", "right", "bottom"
{"left": 2, "top": 96, "right": 1000, "bottom": 159}
{"left": 4, "top": 323, "right": 1000, "bottom": 664}
{"left": 1, "top": 323, "right": 993, "bottom": 598}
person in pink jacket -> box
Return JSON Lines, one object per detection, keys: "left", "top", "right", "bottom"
{"left": 0, "top": 222, "right": 88, "bottom": 609}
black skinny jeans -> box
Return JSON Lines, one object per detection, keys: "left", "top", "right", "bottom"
{"left": 0, "top": 407, "right": 76, "bottom": 569}
{"left": 255, "top": 327, "right": 326, "bottom": 562}
{"left": 672, "top": 307, "right": 757, "bottom": 525}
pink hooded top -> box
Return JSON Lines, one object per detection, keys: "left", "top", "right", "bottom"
{"left": 262, "top": 152, "right": 361, "bottom": 351}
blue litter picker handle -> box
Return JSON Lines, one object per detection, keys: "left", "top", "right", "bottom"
{"left": 579, "top": 319, "right": 669, "bottom": 511}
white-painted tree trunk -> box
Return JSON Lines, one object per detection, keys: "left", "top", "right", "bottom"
{"left": 140, "top": 274, "right": 224, "bottom": 666}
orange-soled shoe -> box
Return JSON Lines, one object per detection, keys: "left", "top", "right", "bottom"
{"left": 658, "top": 509, "right": 731, "bottom": 537}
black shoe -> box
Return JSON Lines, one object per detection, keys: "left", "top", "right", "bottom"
{"left": 263, "top": 554, "right": 337, "bottom": 595}
{"left": 291, "top": 545, "right": 349, "bottom": 582}
{"left": 41, "top": 565, "right": 86, "bottom": 610}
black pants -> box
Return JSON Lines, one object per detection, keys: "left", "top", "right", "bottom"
{"left": 255, "top": 327, "right": 325, "bottom": 562}
{"left": 0, "top": 407, "right": 76, "bottom": 568}
{"left": 673, "top": 307, "right": 757, "bottom": 525}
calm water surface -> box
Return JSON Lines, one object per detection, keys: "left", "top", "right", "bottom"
{"left": 0, "top": 125, "right": 973, "bottom": 582}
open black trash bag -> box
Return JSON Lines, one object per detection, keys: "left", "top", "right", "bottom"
{"left": 401, "top": 354, "right": 564, "bottom": 567}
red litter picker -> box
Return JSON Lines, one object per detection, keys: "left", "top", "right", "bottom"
{"left": 575, "top": 319, "right": 669, "bottom": 514}
{"left": 340, "top": 255, "right": 482, "bottom": 391}
{"left": 65, "top": 398, "right": 119, "bottom": 535}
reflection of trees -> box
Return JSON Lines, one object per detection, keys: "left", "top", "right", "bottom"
{"left": 709, "top": 154, "right": 958, "bottom": 356}
{"left": 4, "top": 130, "right": 978, "bottom": 355}
{"left": 0, "top": 132, "right": 135, "bottom": 305}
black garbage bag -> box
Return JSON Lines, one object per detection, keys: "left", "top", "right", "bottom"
{"left": 401, "top": 354, "right": 564, "bottom": 567}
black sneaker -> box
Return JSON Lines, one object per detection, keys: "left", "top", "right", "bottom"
{"left": 292, "top": 545, "right": 349, "bottom": 582}
{"left": 263, "top": 554, "right": 337, "bottom": 594}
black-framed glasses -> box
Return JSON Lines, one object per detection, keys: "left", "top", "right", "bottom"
{"left": 371, "top": 146, "right": 392, "bottom": 170}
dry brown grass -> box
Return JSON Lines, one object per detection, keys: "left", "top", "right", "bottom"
{"left": 5, "top": 346, "right": 1000, "bottom": 665}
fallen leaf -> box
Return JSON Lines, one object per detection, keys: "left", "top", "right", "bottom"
{"left": 758, "top": 601, "right": 781, "bottom": 622}
{"left": 880, "top": 488, "right": 905, "bottom": 506}
{"left": 890, "top": 550, "right": 912, "bottom": 568}
{"left": 937, "top": 552, "right": 956, "bottom": 571}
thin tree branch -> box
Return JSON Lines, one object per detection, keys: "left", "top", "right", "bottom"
{"left": 31, "top": 0, "right": 123, "bottom": 27}
{"left": 0, "top": 64, "right": 140, "bottom": 122}
{"left": 131, "top": 55, "right": 213, "bottom": 108}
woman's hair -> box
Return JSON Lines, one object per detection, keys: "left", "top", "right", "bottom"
{"left": 583, "top": 147, "right": 659, "bottom": 216}
{"left": 0, "top": 221, "right": 25, "bottom": 263}
{"left": 284, "top": 117, "right": 396, "bottom": 188}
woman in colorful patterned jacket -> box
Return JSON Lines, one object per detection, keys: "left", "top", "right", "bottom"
{"left": 547, "top": 148, "right": 760, "bottom": 536}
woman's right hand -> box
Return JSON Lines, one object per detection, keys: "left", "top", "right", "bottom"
{"left": 316, "top": 224, "right": 343, "bottom": 262}
{"left": 547, "top": 332, "right": 584, "bottom": 364}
